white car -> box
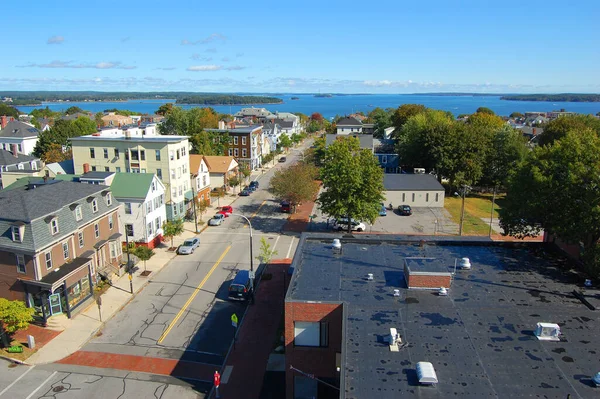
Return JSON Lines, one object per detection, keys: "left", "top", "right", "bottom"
{"left": 333, "top": 218, "right": 366, "bottom": 232}
{"left": 208, "top": 214, "right": 225, "bottom": 226}
{"left": 177, "top": 238, "right": 200, "bottom": 254}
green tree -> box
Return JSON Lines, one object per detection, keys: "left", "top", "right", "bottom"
{"left": 479, "top": 125, "right": 528, "bottom": 188}
{"left": 0, "top": 299, "right": 34, "bottom": 343}
{"left": 291, "top": 133, "right": 302, "bottom": 145}
{"left": 65, "top": 106, "right": 85, "bottom": 115}
{"left": 278, "top": 134, "right": 292, "bottom": 151}
{"left": 134, "top": 246, "right": 155, "bottom": 272}
{"left": 318, "top": 137, "right": 384, "bottom": 232}
{"left": 239, "top": 164, "right": 251, "bottom": 183}
{"left": 228, "top": 176, "right": 241, "bottom": 193}
{"left": 510, "top": 112, "right": 524, "bottom": 118}
{"left": 162, "top": 219, "right": 184, "bottom": 250}
{"left": 270, "top": 163, "right": 320, "bottom": 213}
{"left": 499, "top": 128, "right": 600, "bottom": 277}
{"left": 42, "top": 143, "right": 72, "bottom": 163}
{"left": 537, "top": 114, "right": 600, "bottom": 147}
{"left": 33, "top": 117, "right": 97, "bottom": 159}
{"left": 156, "top": 102, "right": 175, "bottom": 116}
{"left": 475, "top": 106, "right": 495, "bottom": 115}
{"left": 263, "top": 152, "right": 275, "bottom": 166}
{"left": 366, "top": 107, "right": 393, "bottom": 138}
{"left": 466, "top": 112, "right": 505, "bottom": 129}
{"left": 309, "top": 136, "right": 327, "bottom": 167}
{"left": 159, "top": 106, "right": 219, "bottom": 135}
{"left": 391, "top": 104, "right": 427, "bottom": 134}
{"left": 0, "top": 104, "right": 19, "bottom": 119}
{"left": 30, "top": 106, "right": 59, "bottom": 120}
{"left": 95, "top": 112, "right": 105, "bottom": 127}
{"left": 195, "top": 198, "right": 210, "bottom": 221}
{"left": 256, "top": 237, "right": 278, "bottom": 265}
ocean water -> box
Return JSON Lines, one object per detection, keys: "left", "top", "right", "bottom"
{"left": 16, "top": 94, "right": 600, "bottom": 120}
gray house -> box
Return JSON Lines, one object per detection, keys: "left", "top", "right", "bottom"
{"left": 383, "top": 174, "right": 445, "bottom": 207}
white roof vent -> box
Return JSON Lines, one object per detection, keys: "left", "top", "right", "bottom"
{"left": 387, "top": 327, "right": 402, "bottom": 352}
{"left": 584, "top": 279, "right": 592, "bottom": 287}
{"left": 416, "top": 362, "right": 438, "bottom": 385}
{"left": 534, "top": 322, "right": 561, "bottom": 341}
{"left": 593, "top": 372, "right": 600, "bottom": 386}
{"left": 438, "top": 287, "right": 448, "bottom": 296}
{"left": 367, "top": 273, "right": 374, "bottom": 281}
{"left": 332, "top": 238, "right": 342, "bottom": 254}
{"left": 393, "top": 289, "right": 400, "bottom": 297}
{"left": 458, "top": 257, "right": 471, "bottom": 270}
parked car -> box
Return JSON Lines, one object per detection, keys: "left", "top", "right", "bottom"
{"left": 218, "top": 205, "right": 233, "bottom": 217}
{"left": 249, "top": 180, "right": 259, "bottom": 189}
{"left": 208, "top": 214, "right": 225, "bottom": 226}
{"left": 333, "top": 218, "right": 366, "bottom": 232}
{"left": 279, "top": 156, "right": 287, "bottom": 163}
{"left": 228, "top": 270, "right": 253, "bottom": 301}
{"left": 398, "top": 205, "right": 412, "bottom": 216}
{"left": 280, "top": 200, "right": 291, "bottom": 213}
{"left": 379, "top": 205, "right": 387, "bottom": 216}
{"left": 239, "top": 189, "right": 251, "bottom": 196}
{"left": 178, "top": 238, "right": 200, "bottom": 254}
{"left": 246, "top": 185, "right": 256, "bottom": 192}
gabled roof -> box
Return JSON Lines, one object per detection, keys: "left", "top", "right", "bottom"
{"left": 336, "top": 116, "right": 363, "bottom": 126}
{"left": 110, "top": 173, "right": 156, "bottom": 199}
{"left": 3, "top": 175, "right": 77, "bottom": 191}
{"left": 0, "top": 120, "right": 40, "bottom": 138}
{"left": 325, "top": 134, "right": 373, "bottom": 150}
{"left": 274, "top": 119, "right": 294, "bottom": 129}
{"left": 0, "top": 149, "right": 38, "bottom": 166}
{"left": 189, "top": 154, "right": 207, "bottom": 175}
{"left": 383, "top": 174, "right": 444, "bottom": 191}
{"left": 203, "top": 156, "right": 238, "bottom": 174}
{"left": 45, "top": 159, "right": 75, "bottom": 175}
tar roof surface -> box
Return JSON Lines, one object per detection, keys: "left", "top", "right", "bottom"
{"left": 287, "top": 234, "right": 600, "bottom": 398}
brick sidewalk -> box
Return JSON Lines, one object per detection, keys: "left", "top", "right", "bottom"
{"left": 214, "top": 260, "right": 291, "bottom": 399}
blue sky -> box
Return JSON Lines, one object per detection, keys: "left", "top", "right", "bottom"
{"left": 2, "top": 0, "right": 599, "bottom": 93}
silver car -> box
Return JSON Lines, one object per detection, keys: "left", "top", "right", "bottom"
{"left": 177, "top": 238, "right": 199, "bottom": 254}
{"left": 208, "top": 214, "right": 225, "bottom": 226}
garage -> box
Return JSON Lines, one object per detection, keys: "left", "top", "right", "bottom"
{"left": 384, "top": 174, "right": 445, "bottom": 208}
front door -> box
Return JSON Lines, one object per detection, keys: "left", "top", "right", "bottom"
{"left": 49, "top": 293, "right": 62, "bottom": 315}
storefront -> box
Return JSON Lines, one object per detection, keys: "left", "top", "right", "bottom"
{"left": 21, "top": 257, "right": 94, "bottom": 323}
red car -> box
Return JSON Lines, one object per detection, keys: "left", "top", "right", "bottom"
{"left": 218, "top": 205, "right": 233, "bottom": 217}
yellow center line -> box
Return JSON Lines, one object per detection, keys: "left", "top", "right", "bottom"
{"left": 244, "top": 199, "right": 267, "bottom": 227}
{"left": 157, "top": 245, "right": 232, "bottom": 344}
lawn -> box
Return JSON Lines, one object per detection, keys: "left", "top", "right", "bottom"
{"left": 0, "top": 339, "right": 37, "bottom": 362}
{"left": 444, "top": 192, "right": 504, "bottom": 235}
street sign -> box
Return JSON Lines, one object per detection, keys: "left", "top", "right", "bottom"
{"left": 231, "top": 313, "right": 238, "bottom": 328}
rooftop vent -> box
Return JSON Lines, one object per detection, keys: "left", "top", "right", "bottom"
{"left": 393, "top": 289, "right": 400, "bottom": 297}
{"left": 367, "top": 273, "right": 373, "bottom": 281}
{"left": 593, "top": 372, "right": 600, "bottom": 387}
{"left": 438, "top": 287, "right": 448, "bottom": 296}
{"left": 387, "top": 327, "right": 402, "bottom": 352}
{"left": 416, "top": 362, "right": 438, "bottom": 385}
{"left": 534, "top": 322, "right": 561, "bottom": 341}
{"left": 584, "top": 279, "right": 592, "bottom": 287}
{"left": 457, "top": 257, "right": 471, "bottom": 270}
{"left": 332, "top": 238, "right": 342, "bottom": 254}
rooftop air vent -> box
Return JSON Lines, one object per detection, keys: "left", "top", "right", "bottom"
{"left": 534, "top": 322, "right": 561, "bottom": 341}
{"left": 457, "top": 257, "right": 471, "bottom": 270}
{"left": 367, "top": 273, "right": 373, "bottom": 281}
{"left": 438, "top": 287, "right": 448, "bottom": 296}
{"left": 393, "top": 289, "right": 400, "bottom": 297}
{"left": 332, "top": 238, "right": 342, "bottom": 254}
{"left": 416, "top": 362, "right": 438, "bottom": 385}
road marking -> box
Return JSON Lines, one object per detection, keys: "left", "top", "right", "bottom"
{"left": 271, "top": 235, "right": 281, "bottom": 254}
{"left": 158, "top": 245, "right": 232, "bottom": 343}
{"left": 0, "top": 366, "right": 34, "bottom": 397}
{"left": 286, "top": 236, "right": 296, "bottom": 258}
{"left": 25, "top": 371, "right": 57, "bottom": 399}
{"left": 244, "top": 200, "right": 267, "bottom": 227}
{"left": 221, "top": 365, "right": 233, "bottom": 384}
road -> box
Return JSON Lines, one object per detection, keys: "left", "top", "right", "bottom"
{"left": 0, "top": 146, "right": 309, "bottom": 399}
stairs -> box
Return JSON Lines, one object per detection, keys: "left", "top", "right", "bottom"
{"left": 45, "top": 313, "right": 71, "bottom": 331}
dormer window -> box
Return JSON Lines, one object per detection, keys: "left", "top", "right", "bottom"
{"left": 106, "top": 193, "right": 112, "bottom": 206}
{"left": 92, "top": 199, "right": 98, "bottom": 213}
{"left": 11, "top": 224, "right": 24, "bottom": 242}
{"left": 75, "top": 205, "right": 83, "bottom": 221}
{"left": 50, "top": 218, "right": 59, "bottom": 235}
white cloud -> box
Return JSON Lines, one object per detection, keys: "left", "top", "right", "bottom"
{"left": 17, "top": 60, "right": 136, "bottom": 70}
{"left": 181, "top": 33, "right": 227, "bottom": 45}
{"left": 47, "top": 36, "right": 64, "bottom": 44}
{"left": 156, "top": 67, "right": 176, "bottom": 71}
{"left": 187, "top": 65, "right": 222, "bottom": 71}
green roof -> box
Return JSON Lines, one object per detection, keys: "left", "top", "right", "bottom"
{"left": 3, "top": 174, "right": 77, "bottom": 190}
{"left": 110, "top": 173, "right": 155, "bottom": 199}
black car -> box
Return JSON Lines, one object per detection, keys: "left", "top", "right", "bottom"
{"left": 398, "top": 205, "right": 412, "bottom": 216}
{"left": 239, "top": 189, "right": 250, "bottom": 196}
{"left": 228, "top": 270, "right": 253, "bottom": 301}
{"left": 249, "top": 180, "right": 259, "bottom": 189}
{"left": 245, "top": 185, "right": 256, "bottom": 192}
{"left": 279, "top": 156, "right": 287, "bottom": 163}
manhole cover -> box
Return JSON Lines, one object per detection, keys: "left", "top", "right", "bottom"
{"left": 53, "top": 386, "right": 65, "bottom": 392}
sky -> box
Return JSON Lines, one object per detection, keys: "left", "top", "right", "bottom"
{"left": 2, "top": 0, "right": 599, "bottom": 94}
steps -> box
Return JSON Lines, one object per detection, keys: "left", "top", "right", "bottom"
{"left": 45, "top": 313, "right": 71, "bottom": 331}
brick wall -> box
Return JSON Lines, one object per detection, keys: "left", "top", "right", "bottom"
{"left": 407, "top": 274, "right": 452, "bottom": 289}
{"left": 0, "top": 251, "right": 34, "bottom": 301}
{"left": 285, "top": 301, "right": 343, "bottom": 399}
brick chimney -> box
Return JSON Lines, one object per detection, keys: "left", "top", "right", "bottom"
{"left": 11, "top": 144, "right": 18, "bottom": 157}
{"left": 83, "top": 163, "right": 90, "bottom": 174}
{"left": 1, "top": 116, "right": 7, "bottom": 129}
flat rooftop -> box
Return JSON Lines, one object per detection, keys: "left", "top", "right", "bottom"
{"left": 405, "top": 257, "right": 452, "bottom": 275}
{"left": 287, "top": 234, "right": 600, "bottom": 398}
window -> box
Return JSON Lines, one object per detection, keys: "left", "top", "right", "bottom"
{"left": 11, "top": 225, "right": 22, "bottom": 242}
{"left": 141, "top": 168, "right": 146, "bottom": 173}
{"left": 140, "top": 150, "right": 145, "bottom": 161}
{"left": 294, "top": 321, "right": 328, "bottom": 347}
{"left": 45, "top": 252, "right": 52, "bottom": 270}
{"left": 182, "top": 164, "right": 187, "bottom": 174}
{"left": 109, "top": 241, "right": 119, "bottom": 259}
{"left": 78, "top": 232, "right": 84, "bottom": 248}
{"left": 155, "top": 150, "right": 161, "bottom": 161}
{"left": 381, "top": 155, "right": 387, "bottom": 164}
{"left": 169, "top": 150, "right": 174, "bottom": 161}
{"left": 176, "top": 149, "right": 180, "bottom": 160}
{"left": 179, "top": 202, "right": 184, "bottom": 214}
{"left": 74, "top": 206, "right": 83, "bottom": 221}
{"left": 94, "top": 223, "right": 100, "bottom": 238}
{"left": 412, "top": 193, "right": 415, "bottom": 202}
{"left": 63, "top": 242, "right": 69, "bottom": 260}
{"left": 92, "top": 199, "right": 98, "bottom": 213}
{"left": 172, "top": 188, "right": 177, "bottom": 199}
{"left": 183, "top": 181, "right": 188, "bottom": 191}
{"left": 147, "top": 222, "right": 153, "bottom": 237}
{"left": 116, "top": 167, "right": 121, "bottom": 172}
{"left": 125, "top": 224, "right": 134, "bottom": 237}
{"left": 173, "top": 204, "right": 178, "bottom": 216}
{"left": 106, "top": 193, "right": 112, "bottom": 206}
{"left": 50, "top": 218, "right": 59, "bottom": 235}
{"left": 181, "top": 146, "right": 186, "bottom": 156}
{"left": 90, "top": 148, "right": 95, "bottom": 158}
{"left": 242, "top": 136, "right": 246, "bottom": 145}
{"left": 132, "top": 167, "right": 140, "bottom": 173}
{"left": 108, "top": 214, "right": 114, "bottom": 230}
{"left": 16, "top": 255, "right": 26, "bottom": 274}
{"left": 178, "top": 185, "right": 183, "bottom": 196}
{"left": 125, "top": 150, "right": 129, "bottom": 160}
{"left": 242, "top": 149, "right": 247, "bottom": 157}
{"left": 234, "top": 137, "right": 238, "bottom": 145}
{"left": 402, "top": 193, "right": 406, "bottom": 202}
{"left": 156, "top": 168, "right": 162, "bottom": 179}
{"left": 203, "top": 175, "right": 207, "bottom": 187}
{"left": 177, "top": 167, "right": 182, "bottom": 178}
{"left": 17, "top": 144, "right": 22, "bottom": 152}
{"left": 91, "top": 166, "right": 97, "bottom": 172}
{"left": 171, "top": 168, "right": 176, "bottom": 179}
{"left": 234, "top": 149, "right": 239, "bottom": 157}
{"left": 435, "top": 193, "right": 439, "bottom": 202}
{"left": 146, "top": 201, "right": 152, "bottom": 214}
{"left": 131, "top": 150, "right": 139, "bottom": 161}
{"left": 114, "top": 149, "right": 119, "bottom": 158}
{"left": 426, "top": 193, "right": 429, "bottom": 202}
{"left": 155, "top": 217, "right": 161, "bottom": 231}
{"left": 124, "top": 202, "right": 132, "bottom": 214}
{"left": 103, "top": 148, "right": 108, "bottom": 159}
{"left": 228, "top": 149, "right": 233, "bottom": 156}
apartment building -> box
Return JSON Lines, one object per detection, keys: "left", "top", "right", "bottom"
{"left": 70, "top": 130, "right": 191, "bottom": 220}
{"left": 0, "top": 180, "right": 122, "bottom": 322}
{"left": 205, "top": 125, "right": 263, "bottom": 170}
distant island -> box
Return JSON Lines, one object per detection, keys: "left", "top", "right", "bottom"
{"left": 291, "top": 96, "right": 300, "bottom": 100}
{"left": 500, "top": 94, "right": 600, "bottom": 102}
{"left": 0, "top": 91, "right": 283, "bottom": 106}
{"left": 314, "top": 94, "right": 333, "bottom": 98}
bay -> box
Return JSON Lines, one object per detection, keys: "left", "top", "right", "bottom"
{"left": 16, "top": 94, "right": 600, "bottom": 120}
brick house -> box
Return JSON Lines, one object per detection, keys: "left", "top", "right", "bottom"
{"left": 205, "top": 126, "right": 263, "bottom": 170}
{"left": 0, "top": 180, "right": 123, "bottom": 322}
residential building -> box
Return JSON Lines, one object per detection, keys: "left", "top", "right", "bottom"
{"left": 110, "top": 173, "right": 166, "bottom": 248}
{"left": 0, "top": 116, "right": 41, "bottom": 155}
{"left": 203, "top": 155, "right": 238, "bottom": 190}
{"left": 101, "top": 113, "right": 133, "bottom": 127}
{"left": 205, "top": 126, "right": 263, "bottom": 170}
{"left": 42, "top": 159, "right": 75, "bottom": 177}
{"left": 141, "top": 114, "right": 165, "bottom": 124}
{"left": 262, "top": 122, "right": 281, "bottom": 152}
{"left": 0, "top": 148, "right": 41, "bottom": 188}
{"left": 374, "top": 139, "right": 400, "bottom": 173}
{"left": 233, "top": 107, "right": 272, "bottom": 121}
{"left": 189, "top": 155, "right": 211, "bottom": 204}
{"left": 70, "top": 131, "right": 192, "bottom": 220}
{"left": 336, "top": 116, "right": 363, "bottom": 135}
{"left": 325, "top": 134, "right": 373, "bottom": 151}
{"left": 383, "top": 174, "right": 445, "bottom": 207}
{"left": 0, "top": 180, "right": 122, "bottom": 322}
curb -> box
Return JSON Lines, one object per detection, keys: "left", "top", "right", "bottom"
{"left": 0, "top": 355, "right": 31, "bottom": 366}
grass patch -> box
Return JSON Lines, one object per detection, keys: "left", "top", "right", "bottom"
{"left": 0, "top": 340, "right": 37, "bottom": 362}
{"left": 444, "top": 193, "right": 504, "bottom": 235}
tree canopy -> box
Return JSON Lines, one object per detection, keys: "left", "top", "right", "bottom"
{"left": 475, "top": 106, "right": 495, "bottom": 115}
{"left": 0, "top": 103, "right": 19, "bottom": 119}
{"left": 537, "top": 114, "right": 600, "bottom": 147}
{"left": 270, "top": 163, "right": 320, "bottom": 212}
{"left": 318, "top": 137, "right": 384, "bottom": 230}
{"left": 33, "top": 117, "right": 97, "bottom": 160}
{"left": 365, "top": 107, "right": 394, "bottom": 138}
{"left": 391, "top": 104, "right": 427, "bottom": 134}
{"left": 0, "top": 298, "right": 34, "bottom": 336}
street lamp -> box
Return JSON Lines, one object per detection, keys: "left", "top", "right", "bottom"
{"left": 230, "top": 213, "right": 255, "bottom": 301}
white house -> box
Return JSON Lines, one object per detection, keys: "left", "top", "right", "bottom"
{"left": 336, "top": 116, "right": 364, "bottom": 135}
{"left": 189, "top": 155, "right": 211, "bottom": 204}
{"left": 383, "top": 174, "right": 445, "bottom": 208}
{"left": 109, "top": 173, "right": 167, "bottom": 248}
{"left": 262, "top": 122, "right": 281, "bottom": 151}
{"left": 0, "top": 117, "right": 41, "bottom": 155}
